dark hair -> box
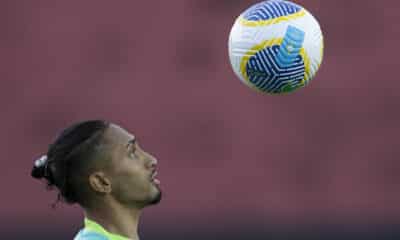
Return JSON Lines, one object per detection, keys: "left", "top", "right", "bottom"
{"left": 31, "top": 120, "right": 110, "bottom": 207}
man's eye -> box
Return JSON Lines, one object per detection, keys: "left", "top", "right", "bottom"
{"left": 130, "top": 149, "right": 137, "bottom": 157}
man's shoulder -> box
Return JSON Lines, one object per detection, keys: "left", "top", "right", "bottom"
{"left": 74, "top": 229, "right": 109, "bottom": 240}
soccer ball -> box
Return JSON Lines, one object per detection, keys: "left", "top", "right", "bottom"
{"left": 228, "top": 0, "right": 324, "bottom": 94}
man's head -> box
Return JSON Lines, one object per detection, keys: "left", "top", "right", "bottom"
{"left": 31, "top": 120, "right": 162, "bottom": 209}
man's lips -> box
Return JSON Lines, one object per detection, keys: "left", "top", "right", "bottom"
{"left": 151, "top": 171, "right": 160, "bottom": 185}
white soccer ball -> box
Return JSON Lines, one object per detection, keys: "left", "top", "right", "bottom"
{"left": 228, "top": 0, "right": 324, "bottom": 94}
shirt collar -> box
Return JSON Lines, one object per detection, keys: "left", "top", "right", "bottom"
{"left": 84, "top": 218, "right": 132, "bottom": 240}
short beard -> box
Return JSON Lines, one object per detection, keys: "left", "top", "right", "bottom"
{"left": 148, "top": 190, "right": 162, "bottom": 205}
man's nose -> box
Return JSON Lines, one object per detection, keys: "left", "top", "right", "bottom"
{"left": 145, "top": 152, "right": 158, "bottom": 168}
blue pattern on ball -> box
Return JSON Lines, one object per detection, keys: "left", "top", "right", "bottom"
{"left": 242, "top": 0, "right": 302, "bottom": 21}
{"left": 246, "top": 25, "right": 306, "bottom": 93}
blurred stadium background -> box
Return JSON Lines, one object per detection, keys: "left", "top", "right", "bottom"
{"left": 2, "top": 0, "right": 400, "bottom": 239}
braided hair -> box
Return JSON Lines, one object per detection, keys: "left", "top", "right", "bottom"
{"left": 31, "top": 120, "right": 110, "bottom": 207}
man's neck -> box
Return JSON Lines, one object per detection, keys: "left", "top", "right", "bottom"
{"left": 84, "top": 201, "right": 141, "bottom": 240}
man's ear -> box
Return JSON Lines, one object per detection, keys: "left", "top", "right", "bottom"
{"left": 88, "top": 172, "right": 112, "bottom": 194}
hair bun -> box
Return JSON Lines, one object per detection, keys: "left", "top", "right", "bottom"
{"left": 31, "top": 155, "right": 48, "bottom": 179}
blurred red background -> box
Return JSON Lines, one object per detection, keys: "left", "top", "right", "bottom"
{"left": 1, "top": 0, "right": 400, "bottom": 238}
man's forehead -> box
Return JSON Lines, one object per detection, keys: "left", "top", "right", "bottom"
{"left": 105, "top": 124, "right": 135, "bottom": 145}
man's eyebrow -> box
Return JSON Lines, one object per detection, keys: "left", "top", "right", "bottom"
{"left": 126, "top": 138, "right": 136, "bottom": 149}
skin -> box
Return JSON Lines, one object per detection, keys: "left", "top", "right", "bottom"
{"left": 83, "top": 124, "right": 161, "bottom": 240}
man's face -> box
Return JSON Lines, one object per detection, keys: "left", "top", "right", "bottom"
{"left": 103, "top": 124, "right": 161, "bottom": 208}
